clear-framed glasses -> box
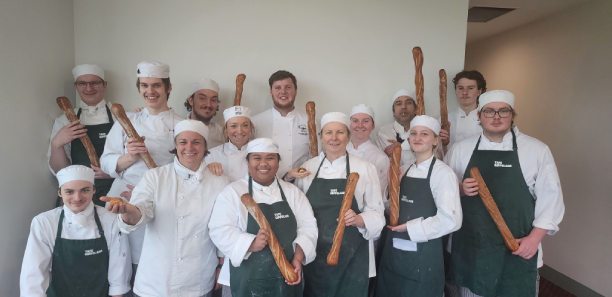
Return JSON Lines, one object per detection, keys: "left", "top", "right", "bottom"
{"left": 482, "top": 108, "right": 512, "bottom": 118}
{"left": 75, "top": 81, "right": 103, "bottom": 88}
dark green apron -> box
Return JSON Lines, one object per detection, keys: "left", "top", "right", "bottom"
{"left": 230, "top": 177, "right": 302, "bottom": 297}
{"left": 450, "top": 130, "right": 538, "bottom": 297}
{"left": 303, "top": 154, "right": 369, "bottom": 297}
{"left": 47, "top": 207, "right": 110, "bottom": 297}
{"left": 377, "top": 157, "right": 444, "bottom": 297}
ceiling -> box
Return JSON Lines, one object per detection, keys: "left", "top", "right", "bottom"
{"left": 466, "top": 0, "right": 592, "bottom": 44}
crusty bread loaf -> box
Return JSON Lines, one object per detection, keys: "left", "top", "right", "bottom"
{"left": 388, "top": 146, "right": 402, "bottom": 226}
{"left": 327, "top": 172, "right": 360, "bottom": 266}
{"left": 413, "top": 47, "right": 425, "bottom": 116}
{"left": 306, "top": 101, "right": 318, "bottom": 158}
{"left": 56, "top": 97, "right": 101, "bottom": 167}
{"left": 110, "top": 104, "right": 157, "bottom": 169}
{"left": 233, "top": 74, "right": 246, "bottom": 106}
{"left": 439, "top": 69, "right": 450, "bottom": 146}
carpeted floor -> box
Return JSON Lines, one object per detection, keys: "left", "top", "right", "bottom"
{"left": 540, "top": 277, "right": 576, "bottom": 297}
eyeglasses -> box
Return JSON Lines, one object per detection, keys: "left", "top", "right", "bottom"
{"left": 75, "top": 81, "right": 104, "bottom": 88}
{"left": 482, "top": 108, "right": 512, "bottom": 118}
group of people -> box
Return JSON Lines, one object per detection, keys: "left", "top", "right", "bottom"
{"left": 19, "top": 61, "right": 565, "bottom": 297}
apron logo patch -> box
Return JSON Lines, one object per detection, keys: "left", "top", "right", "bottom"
{"left": 84, "top": 249, "right": 103, "bottom": 256}
{"left": 298, "top": 124, "right": 309, "bottom": 135}
{"left": 98, "top": 133, "right": 107, "bottom": 139}
{"left": 401, "top": 195, "right": 413, "bottom": 203}
{"left": 494, "top": 161, "right": 512, "bottom": 168}
{"left": 274, "top": 213, "right": 289, "bottom": 220}
{"left": 330, "top": 189, "right": 345, "bottom": 195}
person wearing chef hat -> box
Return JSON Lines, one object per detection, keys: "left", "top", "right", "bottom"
{"left": 375, "top": 89, "right": 418, "bottom": 166}
{"left": 100, "top": 60, "right": 184, "bottom": 296}
{"left": 205, "top": 105, "right": 254, "bottom": 182}
{"left": 288, "top": 112, "right": 384, "bottom": 297}
{"left": 444, "top": 90, "right": 565, "bottom": 297}
{"left": 251, "top": 70, "right": 319, "bottom": 178}
{"left": 209, "top": 138, "right": 318, "bottom": 297}
{"left": 48, "top": 64, "right": 115, "bottom": 207}
{"left": 20, "top": 165, "right": 131, "bottom": 297}
{"left": 102, "top": 119, "right": 229, "bottom": 297}
{"left": 376, "top": 115, "right": 462, "bottom": 297}
{"left": 184, "top": 78, "right": 225, "bottom": 149}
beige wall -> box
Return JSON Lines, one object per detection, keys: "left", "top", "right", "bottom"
{"left": 0, "top": 0, "right": 75, "bottom": 296}
{"left": 73, "top": 0, "right": 469, "bottom": 127}
{"left": 465, "top": 0, "right": 612, "bottom": 295}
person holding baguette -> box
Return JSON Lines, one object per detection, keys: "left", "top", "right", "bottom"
{"left": 445, "top": 90, "right": 565, "bottom": 297}
{"left": 377, "top": 115, "right": 462, "bottom": 297}
{"left": 288, "top": 112, "right": 385, "bottom": 297}
{"left": 208, "top": 138, "right": 318, "bottom": 297}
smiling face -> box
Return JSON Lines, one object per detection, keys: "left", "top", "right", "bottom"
{"left": 270, "top": 78, "right": 297, "bottom": 109}
{"left": 58, "top": 180, "right": 95, "bottom": 213}
{"left": 138, "top": 77, "right": 171, "bottom": 110}
{"left": 75, "top": 74, "right": 107, "bottom": 106}
{"left": 175, "top": 131, "right": 206, "bottom": 171}
{"left": 392, "top": 96, "right": 417, "bottom": 126}
{"left": 349, "top": 113, "right": 374, "bottom": 142}
{"left": 455, "top": 78, "right": 482, "bottom": 108}
{"left": 478, "top": 102, "right": 514, "bottom": 135}
{"left": 248, "top": 152, "right": 280, "bottom": 186}
{"left": 321, "top": 121, "right": 350, "bottom": 157}
{"left": 408, "top": 126, "right": 439, "bottom": 155}
{"left": 189, "top": 89, "right": 219, "bottom": 122}
{"left": 225, "top": 116, "right": 252, "bottom": 149}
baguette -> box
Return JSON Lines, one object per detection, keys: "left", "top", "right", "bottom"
{"left": 388, "top": 146, "right": 402, "bottom": 226}
{"left": 233, "top": 74, "right": 246, "bottom": 106}
{"left": 110, "top": 104, "right": 157, "bottom": 169}
{"left": 56, "top": 97, "right": 101, "bottom": 167}
{"left": 306, "top": 102, "right": 318, "bottom": 158}
{"left": 327, "top": 172, "right": 360, "bottom": 266}
{"left": 470, "top": 167, "right": 519, "bottom": 252}
{"left": 413, "top": 47, "right": 426, "bottom": 115}
{"left": 439, "top": 69, "right": 450, "bottom": 146}
{"left": 241, "top": 194, "right": 299, "bottom": 282}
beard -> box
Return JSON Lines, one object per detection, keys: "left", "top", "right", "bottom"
{"left": 192, "top": 107, "right": 216, "bottom": 123}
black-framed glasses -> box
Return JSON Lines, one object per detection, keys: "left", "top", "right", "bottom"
{"left": 482, "top": 108, "right": 512, "bottom": 118}
{"left": 75, "top": 81, "right": 103, "bottom": 88}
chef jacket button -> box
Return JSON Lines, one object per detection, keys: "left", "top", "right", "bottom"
{"left": 179, "top": 258, "right": 183, "bottom": 261}
{"left": 180, "top": 216, "right": 184, "bottom": 219}
{"left": 180, "top": 196, "right": 184, "bottom": 199}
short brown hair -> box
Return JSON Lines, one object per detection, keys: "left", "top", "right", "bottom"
{"left": 184, "top": 93, "right": 221, "bottom": 112}
{"left": 269, "top": 70, "right": 297, "bottom": 89}
{"left": 452, "top": 70, "right": 487, "bottom": 93}
{"left": 136, "top": 77, "right": 172, "bottom": 100}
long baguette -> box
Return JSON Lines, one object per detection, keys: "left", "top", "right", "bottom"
{"left": 439, "top": 69, "right": 450, "bottom": 146}
{"left": 110, "top": 104, "right": 157, "bottom": 169}
{"left": 470, "top": 167, "right": 519, "bottom": 252}
{"left": 388, "top": 146, "right": 402, "bottom": 226}
{"left": 306, "top": 102, "right": 318, "bottom": 158}
{"left": 413, "top": 47, "right": 426, "bottom": 116}
{"left": 327, "top": 172, "right": 360, "bottom": 266}
{"left": 56, "top": 97, "right": 101, "bottom": 167}
{"left": 240, "top": 194, "right": 299, "bottom": 282}
{"left": 233, "top": 74, "right": 246, "bottom": 106}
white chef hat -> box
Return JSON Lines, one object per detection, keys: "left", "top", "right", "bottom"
{"left": 350, "top": 104, "right": 375, "bottom": 120}
{"left": 137, "top": 61, "right": 170, "bottom": 78}
{"left": 478, "top": 90, "right": 515, "bottom": 111}
{"left": 191, "top": 78, "right": 219, "bottom": 94}
{"left": 72, "top": 64, "right": 104, "bottom": 81}
{"left": 321, "top": 112, "right": 350, "bottom": 129}
{"left": 247, "top": 138, "right": 279, "bottom": 154}
{"left": 393, "top": 89, "right": 417, "bottom": 105}
{"left": 57, "top": 165, "right": 95, "bottom": 188}
{"left": 174, "top": 119, "right": 209, "bottom": 139}
{"left": 223, "top": 106, "right": 251, "bottom": 123}
{"left": 410, "top": 115, "right": 441, "bottom": 135}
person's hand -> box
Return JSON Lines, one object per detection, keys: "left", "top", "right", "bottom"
{"left": 439, "top": 128, "right": 449, "bottom": 142}
{"left": 133, "top": 107, "right": 144, "bottom": 113}
{"left": 384, "top": 140, "right": 402, "bottom": 157}
{"left": 386, "top": 223, "right": 407, "bottom": 232}
{"left": 247, "top": 229, "right": 269, "bottom": 253}
{"left": 344, "top": 209, "right": 365, "bottom": 228}
{"left": 100, "top": 196, "right": 137, "bottom": 215}
{"left": 285, "top": 168, "right": 311, "bottom": 181}
{"left": 286, "top": 257, "right": 302, "bottom": 285}
{"left": 512, "top": 228, "right": 547, "bottom": 259}
{"left": 461, "top": 178, "right": 479, "bottom": 196}
{"left": 120, "top": 184, "right": 135, "bottom": 201}
{"left": 126, "top": 136, "right": 147, "bottom": 161}
{"left": 51, "top": 120, "right": 87, "bottom": 148}
{"left": 91, "top": 165, "right": 112, "bottom": 179}
{"left": 207, "top": 163, "right": 224, "bottom": 176}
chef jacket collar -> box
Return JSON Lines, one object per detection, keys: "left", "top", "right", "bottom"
{"left": 78, "top": 99, "right": 107, "bottom": 116}
{"left": 174, "top": 156, "right": 206, "bottom": 184}
{"left": 322, "top": 154, "right": 347, "bottom": 169}
{"left": 480, "top": 126, "right": 520, "bottom": 146}
{"left": 62, "top": 202, "right": 94, "bottom": 228}
{"left": 393, "top": 121, "right": 410, "bottom": 137}
{"left": 457, "top": 106, "right": 479, "bottom": 118}
{"left": 349, "top": 139, "right": 374, "bottom": 151}
{"left": 246, "top": 174, "right": 280, "bottom": 196}
{"left": 272, "top": 108, "right": 295, "bottom": 119}
{"left": 412, "top": 154, "right": 435, "bottom": 170}
{"left": 225, "top": 141, "right": 247, "bottom": 153}
{"left": 141, "top": 107, "right": 174, "bottom": 117}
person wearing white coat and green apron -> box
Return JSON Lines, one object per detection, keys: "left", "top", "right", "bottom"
{"left": 377, "top": 115, "right": 462, "bottom": 296}
{"left": 445, "top": 90, "right": 565, "bottom": 297}
{"left": 20, "top": 165, "right": 131, "bottom": 297}
{"left": 289, "top": 112, "right": 385, "bottom": 297}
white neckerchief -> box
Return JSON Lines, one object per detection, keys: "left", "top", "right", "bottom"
{"left": 63, "top": 202, "right": 94, "bottom": 228}
{"left": 174, "top": 156, "right": 206, "bottom": 185}
{"left": 78, "top": 99, "right": 107, "bottom": 116}
{"left": 393, "top": 121, "right": 410, "bottom": 140}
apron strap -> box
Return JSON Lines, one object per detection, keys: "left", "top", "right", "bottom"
{"left": 248, "top": 176, "right": 287, "bottom": 202}
{"left": 395, "top": 132, "right": 403, "bottom": 143}
{"left": 313, "top": 153, "right": 351, "bottom": 179}
{"left": 473, "top": 136, "right": 482, "bottom": 153}
{"left": 76, "top": 108, "right": 82, "bottom": 119}
{"left": 426, "top": 157, "right": 437, "bottom": 180}
{"left": 92, "top": 207, "right": 105, "bottom": 237}
{"left": 57, "top": 209, "right": 65, "bottom": 240}
{"left": 105, "top": 105, "right": 114, "bottom": 125}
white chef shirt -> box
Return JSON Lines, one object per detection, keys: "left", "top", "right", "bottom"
{"left": 209, "top": 176, "right": 318, "bottom": 286}
{"left": 375, "top": 121, "right": 416, "bottom": 166}
{"left": 295, "top": 154, "right": 385, "bottom": 277}
{"left": 205, "top": 121, "right": 225, "bottom": 150}
{"left": 204, "top": 142, "right": 248, "bottom": 182}
{"left": 20, "top": 203, "right": 131, "bottom": 296}
{"left": 442, "top": 107, "right": 482, "bottom": 149}
{"left": 47, "top": 99, "right": 115, "bottom": 175}
{"left": 347, "top": 140, "right": 390, "bottom": 200}
{"left": 252, "top": 108, "right": 316, "bottom": 177}
{"left": 444, "top": 127, "right": 565, "bottom": 267}
{"left": 117, "top": 157, "right": 229, "bottom": 297}
{"left": 101, "top": 107, "right": 184, "bottom": 264}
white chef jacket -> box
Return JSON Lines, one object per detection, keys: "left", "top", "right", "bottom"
{"left": 101, "top": 107, "right": 184, "bottom": 263}
{"left": 204, "top": 142, "right": 248, "bottom": 182}
{"left": 393, "top": 155, "right": 462, "bottom": 250}
{"left": 295, "top": 154, "right": 385, "bottom": 277}
{"left": 117, "top": 157, "right": 229, "bottom": 297}
{"left": 442, "top": 107, "right": 482, "bottom": 149}
{"left": 346, "top": 140, "right": 390, "bottom": 200}
{"left": 20, "top": 203, "right": 131, "bottom": 296}
{"left": 252, "top": 108, "right": 317, "bottom": 177}
{"left": 47, "top": 99, "right": 115, "bottom": 175}
{"left": 209, "top": 176, "right": 318, "bottom": 286}
{"left": 205, "top": 121, "right": 225, "bottom": 150}
{"left": 375, "top": 121, "right": 416, "bottom": 166}
{"left": 444, "top": 127, "right": 565, "bottom": 267}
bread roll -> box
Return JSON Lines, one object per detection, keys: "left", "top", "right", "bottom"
{"left": 110, "top": 104, "right": 157, "bottom": 169}
{"left": 56, "top": 97, "right": 101, "bottom": 167}
{"left": 327, "top": 172, "right": 360, "bottom": 266}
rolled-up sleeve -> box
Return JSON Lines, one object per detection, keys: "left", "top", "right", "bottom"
{"left": 117, "top": 171, "right": 156, "bottom": 233}
{"left": 532, "top": 147, "right": 565, "bottom": 235}
{"left": 357, "top": 164, "right": 385, "bottom": 240}
{"left": 290, "top": 187, "right": 318, "bottom": 265}
{"left": 100, "top": 122, "right": 126, "bottom": 179}
{"left": 107, "top": 217, "right": 132, "bottom": 295}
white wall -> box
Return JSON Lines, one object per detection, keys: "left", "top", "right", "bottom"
{"left": 73, "top": 0, "right": 469, "bottom": 127}
{"left": 465, "top": 0, "right": 612, "bottom": 295}
{"left": 0, "top": 0, "right": 74, "bottom": 296}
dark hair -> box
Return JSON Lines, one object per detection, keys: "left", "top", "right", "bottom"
{"left": 268, "top": 70, "right": 297, "bottom": 89}
{"left": 452, "top": 70, "right": 487, "bottom": 93}
{"left": 169, "top": 137, "right": 210, "bottom": 158}
{"left": 184, "top": 92, "right": 221, "bottom": 112}
{"left": 136, "top": 77, "right": 172, "bottom": 100}
{"left": 246, "top": 153, "right": 282, "bottom": 162}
